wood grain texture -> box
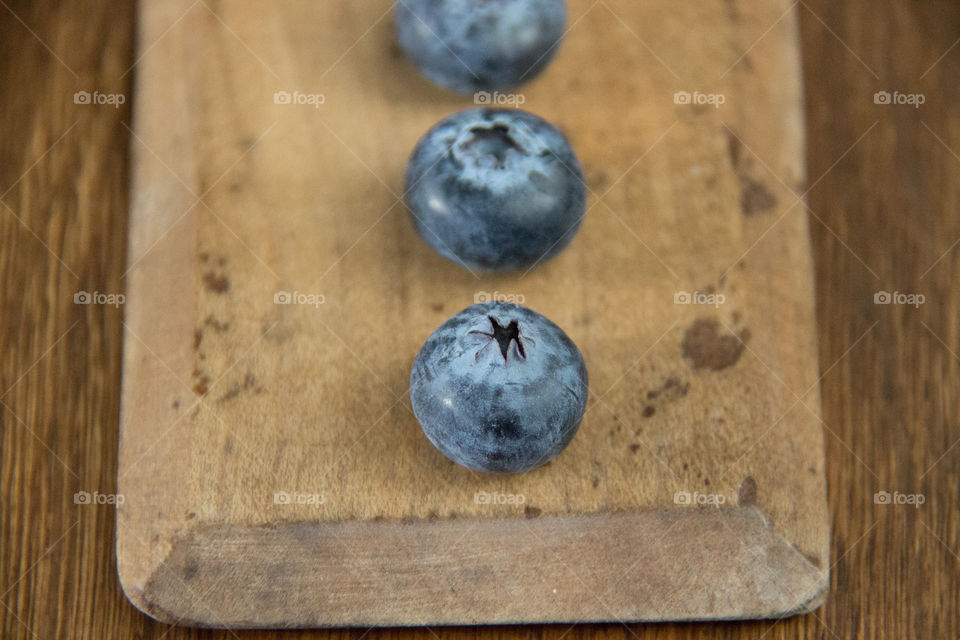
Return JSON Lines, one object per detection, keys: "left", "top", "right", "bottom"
{"left": 116, "top": 0, "right": 826, "bottom": 626}
{"left": 1, "top": 0, "right": 958, "bottom": 638}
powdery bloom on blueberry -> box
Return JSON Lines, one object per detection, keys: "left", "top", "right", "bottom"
{"left": 395, "top": 0, "right": 567, "bottom": 94}
{"left": 411, "top": 302, "right": 588, "bottom": 473}
{"left": 405, "top": 108, "right": 587, "bottom": 272}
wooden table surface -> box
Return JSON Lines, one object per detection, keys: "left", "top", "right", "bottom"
{"left": 1, "top": 1, "right": 957, "bottom": 638}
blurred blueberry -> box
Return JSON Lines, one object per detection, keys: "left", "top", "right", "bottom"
{"left": 410, "top": 301, "right": 588, "bottom": 473}
{"left": 405, "top": 108, "right": 586, "bottom": 272}
{"left": 395, "top": 0, "right": 567, "bottom": 94}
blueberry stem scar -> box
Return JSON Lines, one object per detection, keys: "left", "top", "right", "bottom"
{"left": 470, "top": 316, "right": 526, "bottom": 361}
{"left": 462, "top": 124, "right": 526, "bottom": 167}
{"left": 465, "top": 124, "right": 525, "bottom": 153}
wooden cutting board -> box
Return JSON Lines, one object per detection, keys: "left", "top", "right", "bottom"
{"left": 118, "top": 0, "right": 829, "bottom": 627}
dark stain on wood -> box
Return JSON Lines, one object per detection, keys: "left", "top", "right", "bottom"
{"left": 182, "top": 560, "right": 199, "bottom": 581}
{"left": 802, "top": 552, "right": 822, "bottom": 569}
{"left": 191, "top": 368, "right": 209, "bottom": 396}
{"left": 585, "top": 166, "right": 610, "bottom": 191}
{"left": 740, "top": 175, "right": 777, "bottom": 216}
{"left": 218, "top": 372, "right": 262, "bottom": 403}
{"left": 203, "top": 272, "right": 230, "bottom": 293}
{"left": 738, "top": 476, "right": 758, "bottom": 507}
{"left": 204, "top": 315, "right": 230, "bottom": 332}
{"left": 682, "top": 318, "right": 750, "bottom": 371}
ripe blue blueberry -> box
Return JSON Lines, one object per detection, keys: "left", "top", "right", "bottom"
{"left": 405, "top": 108, "right": 587, "bottom": 272}
{"left": 410, "top": 302, "right": 589, "bottom": 473}
{"left": 394, "top": 0, "right": 567, "bottom": 94}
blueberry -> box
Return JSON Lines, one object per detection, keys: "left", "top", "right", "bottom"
{"left": 395, "top": 0, "right": 567, "bottom": 94}
{"left": 405, "top": 108, "right": 587, "bottom": 272}
{"left": 410, "top": 301, "right": 588, "bottom": 473}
